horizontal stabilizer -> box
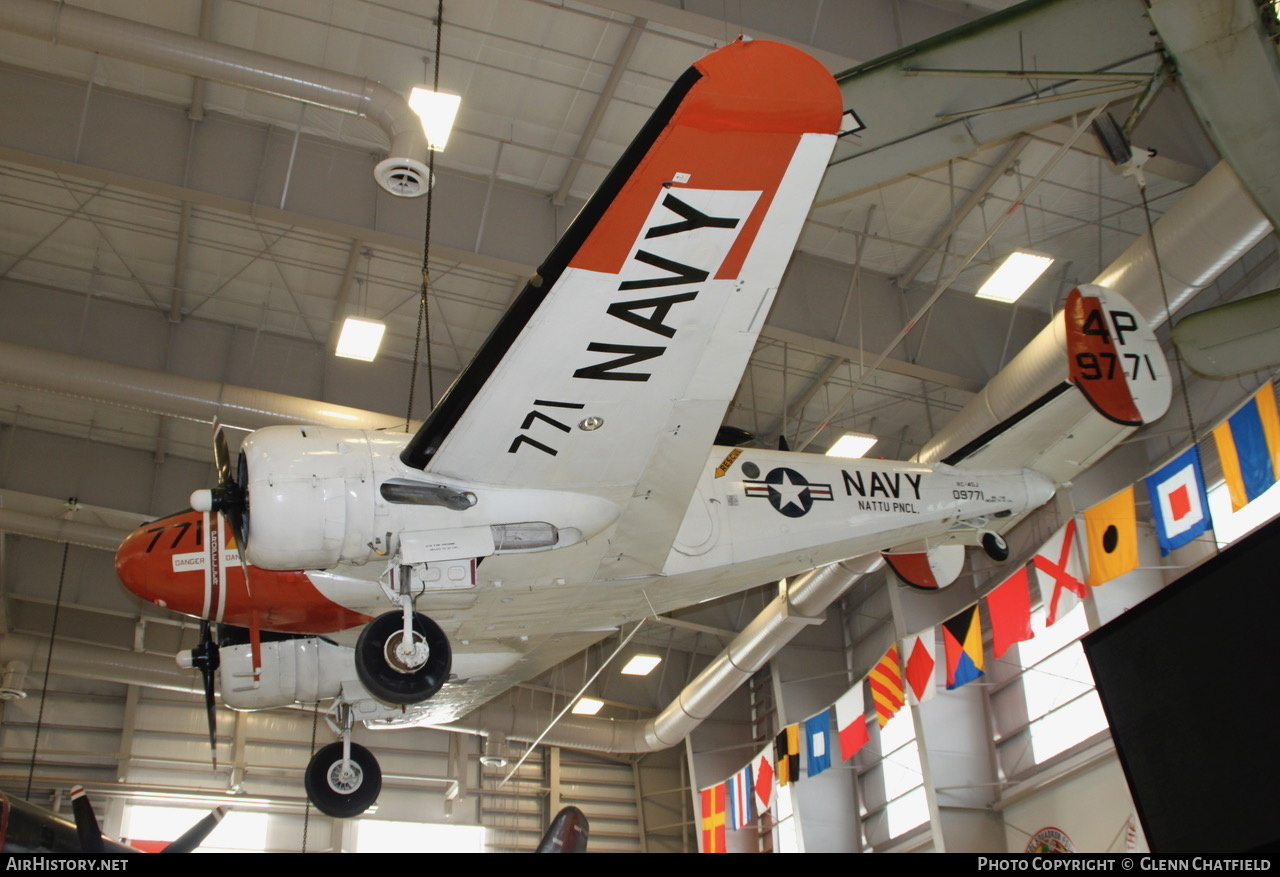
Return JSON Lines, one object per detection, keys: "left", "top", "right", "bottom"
{"left": 882, "top": 542, "right": 965, "bottom": 590}
{"left": 916, "top": 284, "right": 1171, "bottom": 484}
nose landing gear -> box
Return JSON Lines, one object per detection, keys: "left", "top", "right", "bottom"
{"left": 305, "top": 740, "right": 382, "bottom": 819}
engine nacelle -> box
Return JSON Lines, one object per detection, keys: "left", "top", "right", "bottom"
{"left": 219, "top": 637, "right": 352, "bottom": 710}
{"left": 218, "top": 638, "right": 406, "bottom": 724}
{"left": 238, "top": 425, "right": 620, "bottom": 571}
{"left": 239, "top": 426, "right": 380, "bottom": 569}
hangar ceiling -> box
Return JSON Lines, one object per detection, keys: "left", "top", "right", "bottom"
{"left": 0, "top": 0, "right": 1276, "bottom": 834}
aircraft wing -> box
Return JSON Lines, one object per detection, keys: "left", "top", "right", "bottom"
{"left": 820, "top": 0, "right": 1165, "bottom": 205}
{"left": 400, "top": 39, "right": 844, "bottom": 575}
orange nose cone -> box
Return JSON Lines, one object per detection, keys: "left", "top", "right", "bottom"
{"left": 115, "top": 510, "right": 206, "bottom": 615}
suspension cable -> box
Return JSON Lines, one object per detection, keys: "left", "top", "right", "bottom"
{"left": 405, "top": 0, "right": 445, "bottom": 431}
{"left": 25, "top": 542, "right": 71, "bottom": 799}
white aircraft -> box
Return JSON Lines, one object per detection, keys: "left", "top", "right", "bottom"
{"left": 114, "top": 37, "right": 1171, "bottom": 818}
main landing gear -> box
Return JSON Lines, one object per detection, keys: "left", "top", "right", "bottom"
{"left": 304, "top": 568, "right": 455, "bottom": 817}
{"left": 354, "top": 607, "right": 452, "bottom": 706}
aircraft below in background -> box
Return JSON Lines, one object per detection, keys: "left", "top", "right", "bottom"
{"left": 0, "top": 786, "right": 224, "bottom": 854}
{"left": 114, "top": 37, "right": 1171, "bottom": 818}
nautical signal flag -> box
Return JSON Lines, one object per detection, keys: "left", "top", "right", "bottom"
{"left": 1032, "top": 520, "right": 1087, "bottom": 626}
{"left": 728, "top": 767, "right": 754, "bottom": 830}
{"left": 700, "top": 784, "right": 727, "bottom": 852}
{"left": 833, "top": 681, "right": 870, "bottom": 762}
{"left": 1083, "top": 487, "right": 1138, "bottom": 587}
{"left": 804, "top": 709, "right": 832, "bottom": 778}
{"left": 986, "top": 567, "right": 1034, "bottom": 659}
{"left": 1213, "top": 382, "right": 1280, "bottom": 512}
{"left": 869, "top": 645, "right": 905, "bottom": 727}
{"left": 752, "top": 747, "right": 775, "bottom": 814}
{"left": 1145, "top": 446, "right": 1211, "bottom": 555}
{"left": 942, "top": 605, "right": 984, "bottom": 689}
{"left": 902, "top": 629, "right": 937, "bottom": 704}
{"left": 775, "top": 725, "right": 800, "bottom": 786}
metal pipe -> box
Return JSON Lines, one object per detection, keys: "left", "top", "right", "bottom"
{"left": 0, "top": 0, "right": 430, "bottom": 196}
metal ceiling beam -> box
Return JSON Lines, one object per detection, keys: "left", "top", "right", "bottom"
{"left": 570, "top": 0, "right": 856, "bottom": 70}
{"left": 759, "top": 327, "right": 982, "bottom": 392}
{"left": 766, "top": 354, "right": 846, "bottom": 444}
{"left": 799, "top": 105, "right": 1107, "bottom": 451}
{"left": 553, "top": 17, "right": 647, "bottom": 207}
{"left": 0, "top": 140, "right": 532, "bottom": 281}
{"left": 895, "top": 135, "right": 1029, "bottom": 290}
{"left": 169, "top": 201, "right": 192, "bottom": 323}
{"left": 326, "top": 240, "right": 367, "bottom": 353}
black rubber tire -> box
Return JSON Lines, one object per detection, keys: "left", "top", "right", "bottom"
{"left": 304, "top": 741, "right": 381, "bottom": 818}
{"left": 981, "top": 531, "right": 1010, "bottom": 562}
{"left": 355, "top": 610, "right": 451, "bottom": 705}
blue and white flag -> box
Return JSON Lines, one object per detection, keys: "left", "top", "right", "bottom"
{"left": 1145, "top": 446, "right": 1211, "bottom": 555}
{"left": 804, "top": 709, "right": 832, "bottom": 778}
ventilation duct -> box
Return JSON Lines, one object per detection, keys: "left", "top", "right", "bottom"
{"left": 0, "top": 340, "right": 411, "bottom": 434}
{"left": 0, "top": 0, "right": 431, "bottom": 197}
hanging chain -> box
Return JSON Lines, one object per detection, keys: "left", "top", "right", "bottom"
{"left": 301, "top": 700, "right": 320, "bottom": 851}
{"left": 405, "top": 0, "right": 444, "bottom": 431}
{"left": 25, "top": 542, "right": 71, "bottom": 799}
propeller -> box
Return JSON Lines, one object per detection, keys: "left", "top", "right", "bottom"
{"left": 191, "top": 420, "right": 253, "bottom": 600}
{"left": 191, "top": 421, "right": 249, "bottom": 556}
{"left": 70, "top": 786, "right": 105, "bottom": 854}
{"left": 161, "top": 805, "right": 227, "bottom": 853}
{"left": 178, "top": 620, "right": 220, "bottom": 769}
{"left": 73, "top": 783, "right": 226, "bottom": 853}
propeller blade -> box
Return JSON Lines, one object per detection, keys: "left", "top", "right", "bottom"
{"left": 213, "top": 419, "right": 233, "bottom": 490}
{"left": 200, "top": 421, "right": 250, "bottom": 574}
{"left": 195, "top": 621, "right": 220, "bottom": 769}
{"left": 161, "top": 806, "right": 227, "bottom": 853}
{"left": 536, "top": 806, "right": 589, "bottom": 853}
{"left": 70, "top": 786, "right": 105, "bottom": 854}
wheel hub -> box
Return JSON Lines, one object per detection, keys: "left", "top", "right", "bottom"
{"left": 327, "top": 759, "right": 364, "bottom": 794}
{"left": 384, "top": 630, "right": 429, "bottom": 673}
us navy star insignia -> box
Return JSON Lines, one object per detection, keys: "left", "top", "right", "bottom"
{"left": 743, "top": 467, "right": 834, "bottom": 518}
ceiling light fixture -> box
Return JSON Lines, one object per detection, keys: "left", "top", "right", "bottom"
{"left": 408, "top": 88, "right": 461, "bottom": 151}
{"left": 975, "top": 251, "right": 1055, "bottom": 303}
{"left": 571, "top": 697, "right": 604, "bottom": 716}
{"left": 621, "top": 655, "right": 662, "bottom": 676}
{"left": 335, "top": 317, "right": 387, "bottom": 362}
{"left": 826, "top": 432, "right": 878, "bottom": 459}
